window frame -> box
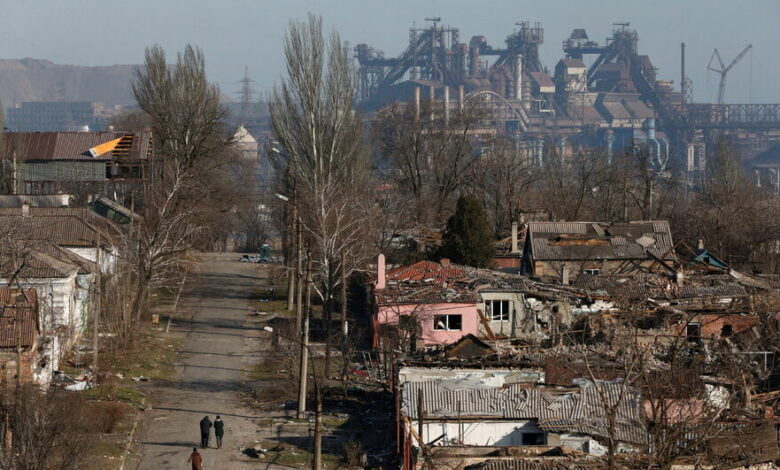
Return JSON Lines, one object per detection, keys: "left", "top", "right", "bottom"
{"left": 487, "top": 299, "right": 511, "bottom": 322}
{"left": 433, "top": 314, "right": 463, "bottom": 331}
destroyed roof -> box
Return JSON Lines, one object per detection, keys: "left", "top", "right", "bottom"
{"left": 385, "top": 260, "right": 468, "bottom": 284}
{"left": 375, "top": 285, "right": 480, "bottom": 305}
{"left": 526, "top": 221, "right": 673, "bottom": 262}
{"left": 1, "top": 131, "right": 153, "bottom": 161}
{"left": 402, "top": 381, "right": 646, "bottom": 445}
{"left": 573, "top": 274, "right": 748, "bottom": 301}
{"left": 470, "top": 460, "right": 598, "bottom": 470}
{"left": 378, "top": 259, "right": 533, "bottom": 304}
{"left": 0, "top": 289, "right": 38, "bottom": 349}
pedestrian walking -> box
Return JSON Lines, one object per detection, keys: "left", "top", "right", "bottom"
{"left": 199, "top": 416, "right": 212, "bottom": 448}
{"left": 214, "top": 415, "right": 225, "bottom": 449}
{"left": 187, "top": 447, "right": 203, "bottom": 470}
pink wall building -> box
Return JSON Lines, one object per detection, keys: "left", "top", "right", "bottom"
{"left": 373, "top": 254, "right": 480, "bottom": 346}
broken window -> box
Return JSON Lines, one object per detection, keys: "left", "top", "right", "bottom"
{"left": 720, "top": 324, "right": 733, "bottom": 337}
{"left": 686, "top": 322, "right": 701, "bottom": 343}
{"left": 583, "top": 268, "right": 601, "bottom": 275}
{"left": 521, "top": 432, "right": 546, "bottom": 445}
{"left": 487, "top": 300, "right": 510, "bottom": 322}
{"left": 433, "top": 314, "right": 462, "bottom": 331}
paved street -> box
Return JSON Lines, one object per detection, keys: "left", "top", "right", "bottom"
{"left": 133, "top": 253, "right": 268, "bottom": 469}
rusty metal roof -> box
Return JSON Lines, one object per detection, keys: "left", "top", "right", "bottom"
{"left": 2, "top": 131, "right": 153, "bottom": 161}
{"left": 0, "top": 289, "right": 38, "bottom": 349}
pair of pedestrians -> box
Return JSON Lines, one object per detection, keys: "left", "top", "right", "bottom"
{"left": 188, "top": 416, "right": 225, "bottom": 470}
{"left": 198, "top": 415, "right": 225, "bottom": 448}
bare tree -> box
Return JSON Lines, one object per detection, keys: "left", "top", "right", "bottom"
{"left": 127, "top": 44, "right": 238, "bottom": 323}
{"left": 269, "top": 14, "right": 369, "bottom": 374}
{"left": 374, "top": 100, "right": 482, "bottom": 225}
{"left": 468, "top": 136, "right": 538, "bottom": 235}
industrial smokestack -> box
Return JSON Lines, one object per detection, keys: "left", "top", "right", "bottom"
{"left": 458, "top": 85, "right": 465, "bottom": 112}
{"left": 515, "top": 55, "right": 523, "bottom": 101}
{"left": 414, "top": 87, "right": 421, "bottom": 119}
{"left": 444, "top": 86, "right": 450, "bottom": 123}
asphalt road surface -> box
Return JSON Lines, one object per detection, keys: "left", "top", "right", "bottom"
{"left": 133, "top": 253, "right": 268, "bottom": 469}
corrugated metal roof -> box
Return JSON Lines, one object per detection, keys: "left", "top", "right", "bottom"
{"left": 526, "top": 221, "right": 674, "bottom": 262}
{"left": 2, "top": 131, "right": 152, "bottom": 162}
{"left": 474, "top": 461, "right": 597, "bottom": 470}
{"left": 0, "top": 289, "right": 38, "bottom": 348}
{"left": 401, "top": 381, "right": 647, "bottom": 445}
{"left": 0, "top": 208, "right": 120, "bottom": 247}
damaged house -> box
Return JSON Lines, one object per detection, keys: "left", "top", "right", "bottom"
{"left": 520, "top": 221, "right": 675, "bottom": 283}
{"left": 395, "top": 362, "right": 647, "bottom": 469}
{"left": 0, "top": 288, "right": 46, "bottom": 386}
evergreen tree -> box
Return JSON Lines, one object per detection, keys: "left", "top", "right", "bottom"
{"left": 439, "top": 194, "right": 495, "bottom": 268}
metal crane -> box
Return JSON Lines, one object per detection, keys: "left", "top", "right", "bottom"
{"left": 707, "top": 44, "right": 752, "bottom": 104}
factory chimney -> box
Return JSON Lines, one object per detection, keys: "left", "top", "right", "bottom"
{"left": 414, "top": 87, "right": 421, "bottom": 119}
{"left": 444, "top": 86, "right": 450, "bottom": 123}
{"left": 511, "top": 221, "right": 520, "bottom": 254}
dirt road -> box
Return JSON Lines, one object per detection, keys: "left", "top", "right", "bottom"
{"left": 132, "top": 253, "right": 269, "bottom": 469}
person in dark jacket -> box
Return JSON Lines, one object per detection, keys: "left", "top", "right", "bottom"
{"left": 199, "top": 416, "right": 212, "bottom": 448}
{"left": 187, "top": 447, "right": 203, "bottom": 470}
{"left": 214, "top": 415, "right": 225, "bottom": 449}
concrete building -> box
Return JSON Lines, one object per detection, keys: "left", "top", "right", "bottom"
{"left": 6, "top": 101, "right": 108, "bottom": 132}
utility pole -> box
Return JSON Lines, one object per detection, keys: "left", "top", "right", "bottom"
{"left": 295, "top": 209, "right": 303, "bottom": 335}
{"left": 313, "top": 390, "right": 322, "bottom": 470}
{"left": 297, "top": 258, "right": 312, "bottom": 419}
{"left": 93, "top": 230, "right": 101, "bottom": 369}
{"left": 286, "top": 201, "right": 296, "bottom": 312}
{"left": 340, "top": 251, "right": 347, "bottom": 339}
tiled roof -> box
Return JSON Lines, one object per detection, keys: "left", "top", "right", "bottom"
{"left": 526, "top": 221, "right": 673, "bottom": 262}
{"left": 0, "top": 289, "right": 38, "bottom": 348}
{"left": 2, "top": 131, "right": 153, "bottom": 161}
{"left": 402, "top": 381, "right": 646, "bottom": 445}
{"left": 386, "top": 260, "right": 468, "bottom": 284}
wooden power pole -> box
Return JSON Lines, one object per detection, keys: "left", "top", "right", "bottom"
{"left": 297, "top": 258, "right": 312, "bottom": 419}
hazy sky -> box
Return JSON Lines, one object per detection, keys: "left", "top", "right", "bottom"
{"left": 1, "top": 0, "right": 778, "bottom": 104}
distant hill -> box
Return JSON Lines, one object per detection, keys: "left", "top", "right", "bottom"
{"left": 0, "top": 58, "right": 139, "bottom": 107}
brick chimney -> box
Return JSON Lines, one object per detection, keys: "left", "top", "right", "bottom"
{"left": 511, "top": 221, "right": 520, "bottom": 254}
{"left": 376, "top": 253, "right": 386, "bottom": 290}
{"left": 440, "top": 258, "right": 451, "bottom": 266}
